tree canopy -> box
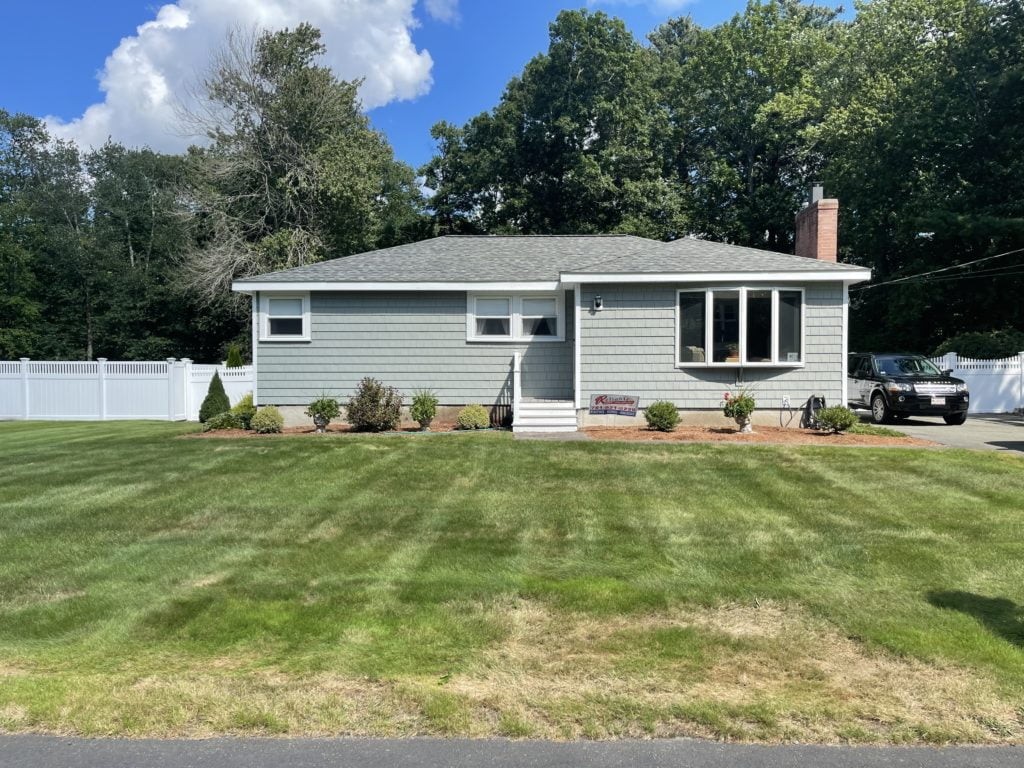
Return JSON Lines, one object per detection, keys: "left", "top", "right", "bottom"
{"left": 2, "top": 4, "right": 1022, "bottom": 359}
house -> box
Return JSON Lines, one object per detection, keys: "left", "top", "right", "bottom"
{"left": 232, "top": 188, "right": 870, "bottom": 431}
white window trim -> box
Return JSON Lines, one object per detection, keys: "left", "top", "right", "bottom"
{"left": 260, "top": 292, "right": 311, "bottom": 342}
{"left": 674, "top": 287, "right": 805, "bottom": 368}
{"left": 466, "top": 292, "right": 565, "bottom": 343}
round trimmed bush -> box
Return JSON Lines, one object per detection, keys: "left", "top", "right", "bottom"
{"left": 457, "top": 404, "right": 490, "bottom": 430}
{"left": 644, "top": 400, "right": 680, "bottom": 432}
{"left": 817, "top": 405, "right": 858, "bottom": 434}
{"left": 231, "top": 392, "right": 256, "bottom": 429}
{"left": 251, "top": 406, "right": 284, "bottom": 434}
{"left": 203, "top": 411, "right": 243, "bottom": 432}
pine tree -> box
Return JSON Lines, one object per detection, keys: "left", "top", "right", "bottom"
{"left": 199, "top": 370, "right": 231, "bottom": 422}
{"left": 225, "top": 343, "right": 244, "bottom": 368}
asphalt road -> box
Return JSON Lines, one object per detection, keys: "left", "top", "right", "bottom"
{"left": 883, "top": 413, "right": 1024, "bottom": 453}
{"left": 1, "top": 736, "right": 1022, "bottom": 768}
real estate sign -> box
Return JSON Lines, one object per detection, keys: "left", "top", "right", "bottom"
{"left": 589, "top": 394, "right": 639, "bottom": 416}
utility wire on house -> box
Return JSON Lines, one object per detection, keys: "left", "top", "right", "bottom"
{"left": 850, "top": 247, "right": 1024, "bottom": 292}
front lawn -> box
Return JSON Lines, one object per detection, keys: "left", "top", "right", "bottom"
{"left": 1, "top": 421, "right": 1023, "bottom": 743}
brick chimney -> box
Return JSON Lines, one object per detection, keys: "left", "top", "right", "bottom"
{"left": 795, "top": 183, "right": 838, "bottom": 262}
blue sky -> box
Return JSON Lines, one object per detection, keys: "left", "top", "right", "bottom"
{"left": 1, "top": 1, "right": 844, "bottom": 171}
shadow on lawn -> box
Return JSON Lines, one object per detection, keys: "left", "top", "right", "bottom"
{"left": 927, "top": 590, "right": 1024, "bottom": 647}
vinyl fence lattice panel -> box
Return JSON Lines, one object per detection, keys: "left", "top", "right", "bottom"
{"left": 0, "top": 360, "right": 253, "bottom": 422}
{"left": 928, "top": 352, "right": 1024, "bottom": 414}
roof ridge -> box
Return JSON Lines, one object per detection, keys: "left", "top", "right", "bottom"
{"left": 441, "top": 234, "right": 650, "bottom": 239}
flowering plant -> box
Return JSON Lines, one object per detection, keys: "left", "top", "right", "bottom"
{"left": 722, "top": 388, "right": 756, "bottom": 421}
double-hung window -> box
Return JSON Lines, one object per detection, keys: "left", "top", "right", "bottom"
{"left": 676, "top": 287, "right": 803, "bottom": 366}
{"left": 260, "top": 293, "right": 311, "bottom": 341}
{"left": 467, "top": 293, "right": 564, "bottom": 342}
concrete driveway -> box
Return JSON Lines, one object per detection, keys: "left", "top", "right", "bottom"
{"left": 880, "top": 413, "right": 1024, "bottom": 453}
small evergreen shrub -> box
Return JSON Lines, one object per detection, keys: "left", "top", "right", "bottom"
{"left": 251, "top": 406, "right": 284, "bottom": 434}
{"left": 305, "top": 395, "right": 341, "bottom": 432}
{"left": 203, "top": 411, "right": 243, "bottom": 432}
{"left": 231, "top": 392, "right": 256, "bottom": 429}
{"left": 817, "top": 405, "right": 858, "bottom": 434}
{"left": 225, "top": 343, "right": 244, "bottom": 368}
{"left": 644, "top": 400, "right": 680, "bottom": 431}
{"left": 199, "top": 371, "right": 231, "bottom": 423}
{"left": 410, "top": 389, "right": 439, "bottom": 429}
{"left": 347, "top": 377, "right": 402, "bottom": 432}
{"left": 457, "top": 404, "right": 490, "bottom": 430}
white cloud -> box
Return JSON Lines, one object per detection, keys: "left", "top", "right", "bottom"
{"left": 424, "top": 0, "right": 459, "bottom": 24}
{"left": 46, "top": 0, "right": 444, "bottom": 153}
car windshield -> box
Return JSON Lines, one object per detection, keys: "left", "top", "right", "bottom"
{"left": 875, "top": 356, "right": 942, "bottom": 377}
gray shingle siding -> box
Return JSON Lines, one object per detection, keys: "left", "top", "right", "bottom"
{"left": 257, "top": 291, "right": 574, "bottom": 405}
{"left": 579, "top": 283, "right": 844, "bottom": 410}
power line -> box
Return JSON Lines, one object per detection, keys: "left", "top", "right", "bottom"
{"left": 850, "top": 247, "right": 1024, "bottom": 292}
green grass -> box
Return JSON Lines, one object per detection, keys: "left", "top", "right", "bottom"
{"left": 849, "top": 422, "right": 907, "bottom": 438}
{"left": 1, "top": 421, "right": 1024, "bottom": 742}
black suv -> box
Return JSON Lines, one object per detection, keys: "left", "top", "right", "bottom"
{"left": 847, "top": 353, "right": 969, "bottom": 425}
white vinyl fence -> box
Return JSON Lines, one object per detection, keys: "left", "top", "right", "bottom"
{"left": 0, "top": 359, "right": 253, "bottom": 422}
{"left": 928, "top": 352, "right": 1024, "bottom": 414}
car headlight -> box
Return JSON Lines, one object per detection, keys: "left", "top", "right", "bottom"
{"left": 886, "top": 382, "right": 914, "bottom": 393}
{"left": 956, "top": 383, "right": 969, "bottom": 393}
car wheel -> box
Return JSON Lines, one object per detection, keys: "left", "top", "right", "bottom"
{"left": 871, "top": 393, "right": 893, "bottom": 424}
{"left": 943, "top": 412, "right": 968, "bottom": 426}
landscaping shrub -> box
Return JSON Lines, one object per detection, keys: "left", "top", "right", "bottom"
{"left": 305, "top": 395, "right": 341, "bottom": 432}
{"left": 225, "top": 343, "right": 244, "bottom": 368}
{"left": 722, "top": 389, "right": 756, "bottom": 422}
{"left": 231, "top": 392, "right": 256, "bottom": 429}
{"left": 410, "top": 389, "right": 439, "bottom": 430}
{"left": 347, "top": 377, "right": 402, "bottom": 432}
{"left": 817, "top": 405, "right": 858, "bottom": 434}
{"left": 203, "top": 411, "right": 243, "bottom": 432}
{"left": 251, "top": 406, "right": 284, "bottom": 434}
{"left": 644, "top": 400, "right": 680, "bottom": 432}
{"left": 457, "top": 404, "right": 490, "bottom": 430}
{"left": 198, "top": 371, "right": 230, "bottom": 423}
{"left": 932, "top": 329, "right": 1024, "bottom": 359}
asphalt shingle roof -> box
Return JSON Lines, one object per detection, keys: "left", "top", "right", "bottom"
{"left": 573, "top": 237, "right": 865, "bottom": 275}
{"left": 240, "top": 235, "right": 656, "bottom": 283}
{"left": 239, "top": 234, "right": 868, "bottom": 285}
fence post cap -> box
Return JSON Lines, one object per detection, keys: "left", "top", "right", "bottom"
{"left": 19, "top": 357, "right": 29, "bottom": 362}
{"left": 181, "top": 357, "right": 192, "bottom": 363}
{"left": 97, "top": 357, "right": 108, "bottom": 362}
{"left": 166, "top": 357, "right": 177, "bottom": 363}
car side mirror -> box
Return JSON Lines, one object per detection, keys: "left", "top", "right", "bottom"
{"left": 942, "top": 369, "right": 952, "bottom": 376}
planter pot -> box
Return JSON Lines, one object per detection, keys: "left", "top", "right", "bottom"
{"left": 418, "top": 419, "right": 433, "bottom": 432}
{"left": 312, "top": 414, "right": 329, "bottom": 434}
{"left": 735, "top": 416, "right": 753, "bottom": 434}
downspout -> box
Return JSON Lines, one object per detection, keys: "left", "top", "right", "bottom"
{"left": 251, "top": 292, "right": 259, "bottom": 407}
{"left": 573, "top": 284, "right": 582, "bottom": 411}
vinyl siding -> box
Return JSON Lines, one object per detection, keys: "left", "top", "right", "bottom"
{"left": 257, "top": 291, "right": 574, "bottom": 405}
{"left": 579, "top": 283, "right": 845, "bottom": 409}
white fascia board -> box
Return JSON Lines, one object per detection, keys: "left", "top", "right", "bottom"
{"left": 232, "top": 280, "right": 562, "bottom": 293}
{"left": 559, "top": 270, "right": 871, "bottom": 284}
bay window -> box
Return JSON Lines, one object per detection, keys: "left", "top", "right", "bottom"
{"left": 676, "top": 287, "right": 803, "bottom": 367}
{"left": 467, "top": 293, "right": 564, "bottom": 342}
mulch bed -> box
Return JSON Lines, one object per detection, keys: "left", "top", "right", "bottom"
{"left": 186, "top": 423, "right": 465, "bottom": 439}
{"left": 583, "top": 425, "right": 938, "bottom": 447}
